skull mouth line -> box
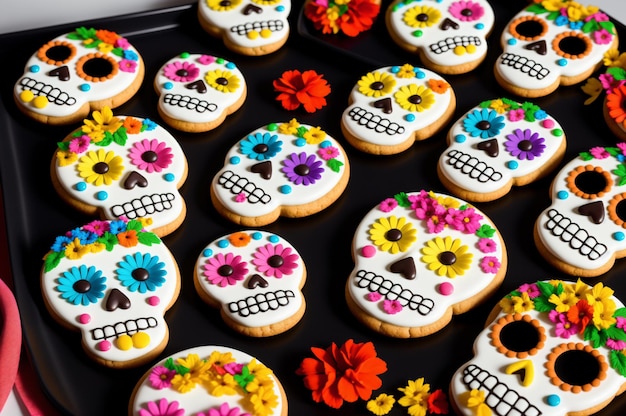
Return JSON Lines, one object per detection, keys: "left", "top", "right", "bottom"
{"left": 228, "top": 289, "right": 295, "bottom": 317}
{"left": 499, "top": 53, "right": 550, "bottom": 80}
{"left": 163, "top": 93, "right": 218, "bottom": 114}
{"left": 91, "top": 316, "right": 158, "bottom": 341}
{"left": 230, "top": 20, "right": 284, "bottom": 36}
{"left": 544, "top": 208, "right": 608, "bottom": 261}
{"left": 18, "top": 77, "right": 77, "bottom": 106}
{"left": 429, "top": 36, "right": 482, "bottom": 54}
{"left": 111, "top": 193, "right": 176, "bottom": 220}
{"left": 462, "top": 364, "right": 541, "bottom": 416}
{"left": 348, "top": 107, "right": 406, "bottom": 136}
{"left": 218, "top": 170, "right": 271, "bottom": 204}
{"left": 445, "top": 150, "right": 503, "bottom": 183}
{"left": 354, "top": 269, "right": 434, "bottom": 315}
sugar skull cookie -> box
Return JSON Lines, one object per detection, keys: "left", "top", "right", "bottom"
{"left": 438, "top": 97, "right": 567, "bottom": 202}
{"left": 495, "top": 1, "right": 618, "bottom": 98}
{"left": 535, "top": 144, "right": 626, "bottom": 277}
{"left": 385, "top": 0, "right": 495, "bottom": 74}
{"left": 340, "top": 64, "right": 456, "bottom": 155}
{"left": 154, "top": 53, "right": 247, "bottom": 133}
{"left": 450, "top": 279, "right": 626, "bottom": 416}
{"left": 210, "top": 119, "right": 350, "bottom": 226}
{"left": 41, "top": 219, "right": 180, "bottom": 368}
{"left": 346, "top": 190, "right": 507, "bottom": 338}
{"left": 604, "top": 83, "right": 626, "bottom": 142}
{"left": 197, "top": 0, "right": 291, "bottom": 56}
{"left": 194, "top": 230, "right": 306, "bottom": 336}
{"left": 51, "top": 107, "right": 188, "bottom": 238}
{"left": 14, "top": 27, "right": 144, "bottom": 126}
{"left": 129, "top": 345, "right": 287, "bottom": 416}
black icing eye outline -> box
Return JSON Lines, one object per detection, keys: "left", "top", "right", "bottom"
{"left": 508, "top": 16, "right": 548, "bottom": 41}
{"left": 76, "top": 52, "right": 119, "bottom": 82}
{"left": 566, "top": 165, "right": 613, "bottom": 199}
{"left": 490, "top": 313, "right": 546, "bottom": 358}
{"left": 38, "top": 40, "right": 77, "bottom": 65}
{"left": 553, "top": 31, "right": 593, "bottom": 60}
{"left": 545, "top": 342, "right": 607, "bottom": 392}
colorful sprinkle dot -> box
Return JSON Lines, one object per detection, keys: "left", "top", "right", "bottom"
{"left": 96, "top": 191, "right": 108, "bottom": 201}
{"left": 614, "top": 232, "right": 625, "bottom": 241}
{"left": 454, "top": 134, "right": 466, "bottom": 143}
{"left": 557, "top": 59, "right": 567, "bottom": 67}
{"left": 412, "top": 30, "right": 423, "bottom": 37}
{"left": 438, "top": 282, "right": 454, "bottom": 296}
{"left": 164, "top": 173, "right": 175, "bottom": 182}
{"left": 277, "top": 5, "right": 285, "bottom": 11}
{"left": 19, "top": 90, "right": 34, "bottom": 102}
{"left": 203, "top": 248, "right": 213, "bottom": 257}
{"left": 295, "top": 138, "right": 307, "bottom": 147}
{"left": 475, "top": 23, "right": 484, "bottom": 30}
{"left": 415, "top": 70, "right": 425, "bottom": 79}
{"left": 251, "top": 232, "right": 262, "bottom": 240}
{"left": 226, "top": 62, "right": 235, "bottom": 70}
{"left": 217, "top": 239, "right": 229, "bottom": 248}
{"left": 507, "top": 38, "right": 517, "bottom": 46}
{"left": 98, "top": 340, "right": 112, "bottom": 352}
{"left": 33, "top": 95, "right": 48, "bottom": 108}
{"left": 216, "top": 58, "right": 225, "bottom": 64}
{"left": 29, "top": 65, "right": 40, "bottom": 73}
{"left": 164, "top": 82, "right": 174, "bottom": 90}
{"left": 132, "top": 332, "right": 150, "bottom": 348}
{"left": 506, "top": 161, "right": 518, "bottom": 170}
{"left": 366, "top": 292, "right": 382, "bottom": 302}
{"left": 320, "top": 140, "right": 331, "bottom": 148}
{"left": 117, "top": 334, "right": 133, "bottom": 351}
{"left": 551, "top": 129, "right": 563, "bottom": 137}
{"left": 546, "top": 395, "right": 560, "bottom": 406}
{"left": 391, "top": 66, "right": 400, "bottom": 74}
{"left": 180, "top": 52, "right": 190, "bottom": 58}
{"left": 542, "top": 119, "right": 555, "bottom": 129}
{"left": 76, "top": 182, "right": 87, "bottom": 191}
{"left": 361, "top": 245, "right": 376, "bottom": 258}
{"left": 267, "top": 123, "right": 278, "bottom": 131}
{"left": 78, "top": 314, "right": 91, "bottom": 324}
{"left": 557, "top": 190, "right": 568, "bottom": 199}
{"left": 279, "top": 185, "right": 292, "bottom": 194}
{"left": 269, "top": 235, "right": 279, "bottom": 243}
{"left": 230, "top": 156, "right": 240, "bottom": 164}
{"left": 147, "top": 296, "right": 160, "bottom": 306}
{"left": 79, "top": 84, "right": 91, "bottom": 92}
{"left": 405, "top": 114, "right": 416, "bottom": 122}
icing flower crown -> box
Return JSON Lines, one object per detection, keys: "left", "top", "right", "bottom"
{"left": 67, "top": 27, "right": 140, "bottom": 72}
{"left": 304, "top": 0, "right": 381, "bottom": 37}
{"left": 578, "top": 144, "right": 626, "bottom": 185}
{"left": 500, "top": 279, "right": 626, "bottom": 377}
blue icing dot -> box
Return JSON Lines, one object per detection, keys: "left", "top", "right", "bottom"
{"left": 507, "top": 161, "right": 518, "bottom": 170}
{"left": 280, "top": 185, "right": 292, "bottom": 194}
{"left": 507, "top": 38, "right": 517, "bottom": 46}
{"left": 217, "top": 239, "right": 229, "bottom": 248}
{"left": 276, "top": 5, "right": 285, "bottom": 11}
{"left": 79, "top": 84, "right": 91, "bottom": 92}
{"left": 295, "top": 138, "right": 306, "bottom": 147}
{"left": 164, "top": 173, "right": 175, "bottom": 182}
{"left": 203, "top": 248, "right": 213, "bottom": 257}
{"left": 557, "top": 59, "right": 567, "bottom": 67}
{"left": 230, "top": 156, "right": 240, "bottom": 164}
{"left": 164, "top": 82, "right": 174, "bottom": 90}
{"left": 251, "top": 232, "right": 262, "bottom": 240}
{"left": 76, "top": 182, "right": 87, "bottom": 191}
{"left": 405, "top": 114, "right": 416, "bottom": 122}
{"left": 390, "top": 66, "right": 400, "bottom": 73}
{"left": 320, "top": 140, "right": 331, "bottom": 148}
{"left": 225, "top": 62, "right": 235, "bottom": 69}
{"left": 269, "top": 235, "right": 279, "bottom": 243}
{"left": 614, "top": 232, "right": 625, "bottom": 241}
{"left": 557, "top": 190, "right": 568, "bottom": 200}
{"left": 546, "top": 395, "right": 560, "bottom": 406}
{"left": 415, "top": 70, "right": 425, "bottom": 79}
{"left": 454, "top": 134, "right": 466, "bottom": 143}
{"left": 30, "top": 65, "right": 40, "bottom": 73}
{"left": 475, "top": 23, "right": 484, "bottom": 30}
{"left": 96, "top": 191, "right": 108, "bottom": 201}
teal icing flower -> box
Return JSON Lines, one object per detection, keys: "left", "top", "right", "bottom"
{"left": 240, "top": 132, "right": 282, "bottom": 161}
{"left": 57, "top": 265, "right": 106, "bottom": 306}
{"left": 463, "top": 108, "right": 505, "bottom": 138}
{"left": 117, "top": 252, "right": 166, "bottom": 293}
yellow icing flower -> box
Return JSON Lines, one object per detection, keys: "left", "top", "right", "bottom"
{"left": 64, "top": 238, "right": 90, "bottom": 260}
{"left": 403, "top": 6, "right": 441, "bottom": 28}
{"left": 248, "top": 385, "right": 279, "bottom": 416}
{"left": 205, "top": 69, "right": 241, "bottom": 93}
{"left": 586, "top": 282, "right": 615, "bottom": 311}
{"left": 489, "top": 99, "right": 510, "bottom": 114}
{"left": 97, "top": 42, "right": 114, "bottom": 54}
{"left": 396, "top": 64, "right": 416, "bottom": 78}
{"left": 176, "top": 353, "right": 212, "bottom": 383}
{"left": 593, "top": 300, "right": 617, "bottom": 329}
{"left": 56, "top": 149, "right": 78, "bottom": 167}
{"left": 548, "top": 291, "right": 578, "bottom": 313}
{"left": 512, "top": 292, "right": 534, "bottom": 313}
{"left": 77, "top": 149, "right": 124, "bottom": 186}
{"left": 367, "top": 393, "right": 396, "bottom": 415}
{"left": 499, "top": 296, "right": 517, "bottom": 314}
{"left": 394, "top": 84, "right": 435, "bottom": 112}
{"left": 369, "top": 216, "right": 417, "bottom": 254}
{"left": 278, "top": 118, "right": 300, "bottom": 135}
{"left": 84, "top": 106, "right": 123, "bottom": 134}
{"left": 304, "top": 126, "right": 326, "bottom": 144}
{"left": 89, "top": 241, "right": 106, "bottom": 254}
{"left": 171, "top": 372, "right": 197, "bottom": 393}
{"left": 466, "top": 389, "right": 492, "bottom": 416}
{"left": 358, "top": 71, "right": 396, "bottom": 97}
{"left": 138, "top": 217, "right": 153, "bottom": 228}
{"left": 206, "top": 350, "right": 236, "bottom": 367}
{"left": 541, "top": 0, "right": 566, "bottom": 12}
{"left": 429, "top": 191, "right": 460, "bottom": 209}
{"left": 205, "top": 373, "right": 238, "bottom": 396}
{"left": 252, "top": 0, "right": 280, "bottom": 5}
{"left": 421, "top": 236, "right": 473, "bottom": 278}
{"left": 207, "top": 0, "right": 242, "bottom": 11}
{"left": 563, "top": 278, "right": 589, "bottom": 300}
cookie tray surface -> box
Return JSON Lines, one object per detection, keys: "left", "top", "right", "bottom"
{"left": 2, "top": 1, "right": 626, "bottom": 415}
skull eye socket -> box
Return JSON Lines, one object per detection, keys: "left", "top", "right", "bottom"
{"left": 490, "top": 313, "right": 546, "bottom": 358}
{"left": 509, "top": 16, "right": 548, "bottom": 41}
{"left": 546, "top": 343, "right": 607, "bottom": 392}
{"left": 566, "top": 165, "right": 612, "bottom": 199}
{"left": 553, "top": 31, "right": 592, "bottom": 59}
{"left": 38, "top": 40, "right": 77, "bottom": 65}
{"left": 76, "top": 52, "right": 119, "bottom": 82}
{"left": 608, "top": 193, "right": 626, "bottom": 228}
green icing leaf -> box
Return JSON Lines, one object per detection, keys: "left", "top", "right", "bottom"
{"left": 57, "top": 141, "right": 70, "bottom": 151}
{"left": 579, "top": 151, "right": 593, "bottom": 161}
{"left": 600, "top": 21, "right": 616, "bottom": 34}
{"left": 607, "top": 66, "right": 626, "bottom": 81}
{"left": 112, "top": 127, "right": 128, "bottom": 146}
{"left": 606, "top": 325, "right": 626, "bottom": 341}
{"left": 526, "top": 4, "right": 546, "bottom": 14}
{"left": 96, "top": 131, "right": 114, "bottom": 147}
{"left": 126, "top": 219, "right": 143, "bottom": 232}
{"left": 584, "top": 324, "right": 607, "bottom": 348}
{"left": 612, "top": 164, "right": 626, "bottom": 186}
{"left": 233, "top": 365, "right": 255, "bottom": 391}
{"left": 98, "top": 232, "right": 118, "bottom": 251}
{"left": 609, "top": 350, "right": 626, "bottom": 377}
{"left": 614, "top": 307, "right": 626, "bottom": 318}
{"left": 582, "top": 20, "right": 600, "bottom": 34}
{"left": 138, "top": 232, "right": 161, "bottom": 247}
{"left": 296, "top": 126, "right": 308, "bottom": 138}
{"left": 394, "top": 192, "right": 411, "bottom": 208}
{"left": 476, "top": 224, "right": 496, "bottom": 238}
{"left": 532, "top": 296, "right": 554, "bottom": 313}
{"left": 328, "top": 158, "right": 344, "bottom": 172}
{"left": 43, "top": 251, "right": 64, "bottom": 273}
{"left": 536, "top": 281, "right": 558, "bottom": 298}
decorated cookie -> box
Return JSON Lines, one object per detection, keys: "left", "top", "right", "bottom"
{"left": 385, "top": 0, "right": 495, "bottom": 75}
{"left": 210, "top": 119, "right": 350, "bottom": 226}
{"left": 605, "top": 83, "right": 626, "bottom": 142}
{"left": 51, "top": 107, "right": 188, "bottom": 238}
{"left": 41, "top": 219, "right": 180, "bottom": 368}
{"left": 303, "top": 0, "right": 381, "bottom": 37}
{"left": 340, "top": 64, "right": 456, "bottom": 155}
{"left": 197, "top": 0, "right": 291, "bottom": 56}
{"left": 346, "top": 190, "right": 507, "bottom": 338}
{"left": 14, "top": 27, "right": 144, "bottom": 126}
{"left": 534, "top": 144, "right": 626, "bottom": 277}
{"left": 438, "top": 97, "right": 567, "bottom": 202}
{"left": 153, "top": 53, "right": 247, "bottom": 133}
{"left": 129, "top": 345, "right": 287, "bottom": 416}
{"left": 194, "top": 230, "right": 306, "bottom": 337}
{"left": 495, "top": 1, "right": 618, "bottom": 98}
{"left": 450, "top": 279, "right": 626, "bottom": 416}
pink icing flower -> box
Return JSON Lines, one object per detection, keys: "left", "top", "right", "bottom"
{"left": 367, "top": 292, "right": 382, "bottom": 302}
{"left": 115, "top": 37, "right": 131, "bottom": 49}
{"left": 550, "top": 311, "right": 579, "bottom": 338}
{"left": 617, "top": 316, "right": 626, "bottom": 330}
{"left": 318, "top": 146, "right": 339, "bottom": 160}
{"left": 235, "top": 193, "right": 247, "bottom": 203}
{"left": 203, "top": 253, "right": 248, "bottom": 287}
{"left": 148, "top": 365, "right": 176, "bottom": 389}
{"left": 518, "top": 283, "right": 540, "bottom": 298}
{"left": 607, "top": 338, "right": 626, "bottom": 350}
{"left": 68, "top": 135, "right": 91, "bottom": 153}
{"left": 379, "top": 198, "right": 398, "bottom": 213}
{"left": 83, "top": 220, "right": 110, "bottom": 236}
{"left": 449, "top": 1, "right": 484, "bottom": 22}
{"left": 198, "top": 54, "right": 216, "bottom": 65}
{"left": 593, "top": 28, "right": 613, "bottom": 45}
{"left": 252, "top": 243, "right": 300, "bottom": 278}
{"left": 223, "top": 362, "right": 245, "bottom": 375}
{"left": 477, "top": 238, "right": 496, "bottom": 253}
{"left": 129, "top": 139, "right": 174, "bottom": 173}
{"left": 139, "top": 398, "right": 184, "bottom": 416}
{"left": 119, "top": 59, "right": 137, "bottom": 73}
{"left": 586, "top": 12, "right": 609, "bottom": 22}
{"left": 426, "top": 213, "right": 446, "bottom": 233}
{"left": 590, "top": 146, "right": 610, "bottom": 159}
{"left": 479, "top": 256, "right": 500, "bottom": 273}
{"left": 445, "top": 207, "right": 483, "bottom": 234}
{"left": 411, "top": 191, "right": 444, "bottom": 220}
{"left": 197, "top": 402, "right": 251, "bottom": 416}
{"left": 163, "top": 60, "right": 200, "bottom": 82}
{"left": 507, "top": 108, "right": 525, "bottom": 122}
{"left": 383, "top": 299, "right": 402, "bottom": 314}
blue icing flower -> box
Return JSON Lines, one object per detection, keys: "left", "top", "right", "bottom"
{"left": 240, "top": 132, "right": 282, "bottom": 161}
{"left": 109, "top": 220, "right": 127, "bottom": 234}
{"left": 116, "top": 252, "right": 167, "bottom": 293}
{"left": 57, "top": 265, "right": 106, "bottom": 306}
{"left": 463, "top": 108, "right": 505, "bottom": 139}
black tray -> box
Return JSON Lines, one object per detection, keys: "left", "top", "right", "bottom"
{"left": 2, "top": 1, "right": 626, "bottom": 415}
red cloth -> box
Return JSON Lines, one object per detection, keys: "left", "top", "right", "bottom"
{"left": 0, "top": 277, "right": 21, "bottom": 411}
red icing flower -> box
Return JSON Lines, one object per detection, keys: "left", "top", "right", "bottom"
{"left": 304, "top": 0, "right": 381, "bottom": 37}
{"left": 567, "top": 299, "right": 594, "bottom": 334}
{"left": 427, "top": 389, "right": 449, "bottom": 414}
{"left": 273, "top": 69, "right": 331, "bottom": 113}
{"left": 296, "top": 339, "right": 387, "bottom": 409}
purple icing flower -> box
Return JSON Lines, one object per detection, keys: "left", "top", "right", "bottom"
{"left": 504, "top": 128, "right": 545, "bottom": 160}
{"left": 281, "top": 152, "right": 324, "bottom": 185}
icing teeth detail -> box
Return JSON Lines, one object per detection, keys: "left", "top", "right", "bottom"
{"left": 91, "top": 317, "right": 158, "bottom": 341}
{"left": 429, "top": 36, "right": 482, "bottom": 54}
{"left": 230, "top": 20, "right": 284, "bottom": 37}
{"left": 111, "top": 193, "right": 175, "bottom": 219}
{"left": 355, "top": 270, "right": 434, "bottom": 315}
{"left": 500, "top": 53, "right": 550, "bottom": 80}
{"left": 18, "top": 77, "right": 77, "bottom": 106}
{"left": 218, "top": 170, "right": 271, "bottom": 204}
{"left": 228, "top": 290, "right": 295, "bottom": 317}
{"left": 348, "top": 107, "right": 406, "bottom": 135}
{"left": 545, "top": 209, "right": 608, "bottom": 260}
{"left": 163, "top": 93, "right": 218, "bottom": 113}
{"left": 462, "top": 364, "right": 541, "bottom": 416}
{"left": 445, "top": 150, "right": 503, "bottom": 183}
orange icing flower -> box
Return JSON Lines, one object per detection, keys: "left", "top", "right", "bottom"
{"left": 123, "top": 116, "right": 143, "bottom": 134}
{"left": 296, "top": 339, "right": 387, "bottom": 409}
{"left": 117, "top": 230, "right": 139, "bottom": 247}
{"left": 228, "top": 232, "right": 251, "bottom": 247}
{"left": 606, "top": 83, "right": 626, "bottom": 127}
{"left": 273, "top": 69, "right": 331, "bottom": 113}
{"left": 95, "top": 29, "right": 119, "bottom": 45}
{"left": 304, "top": 0, "right": 381, "bottom": 37}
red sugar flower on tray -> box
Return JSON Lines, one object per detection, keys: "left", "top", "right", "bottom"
{"left": 296, "top": 339, "right": 388, "bottom": 409}
{"left": 273, "top": 69, "right": 331, "bottom": 113}
{"left": 304, "top": 0, "right": 381, "bottom": 37}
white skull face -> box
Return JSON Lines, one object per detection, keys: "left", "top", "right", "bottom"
{"left": 210, "top": 120, "right": 349, "bottom": 226}
{"left": 346, "top": 190, "right": 507, "bottom": 338}
{"left": 450, "top": 279, "right": 626, "bottom": 416}
{"left": 53, "top": 108, "right": 187, "bottom": 237}
{"left": 197, "top": 0, "right": 291, "bottom": 55}
{"left": 496, "top": 3, "right": 617, "bottom": 97}
{"left": 341, "top": 64, "right": 455, "bottom": 155}
{"left": 535, "top": 144, "right": 626, "bottom": 277}
{"left": 154, "top": 53, "right": 247, "bottom": 132}
{"left": 386, "top": 0, "right": 495, "bottom": 73}
{"left": 41, "top": 219, "right": 180, "bottom": 367}
{"left": 14, "top": 27, "right": 143, "bottom": 125}
{"left": 438, "top": 98, "right": 566, "bottom": 202}
{"left": 194, "top": 230, "right": 305, "bottom": 336}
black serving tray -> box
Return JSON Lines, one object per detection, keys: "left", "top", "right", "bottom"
{"left": 2, "top": 1, "right": 626, "bottom": 415}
